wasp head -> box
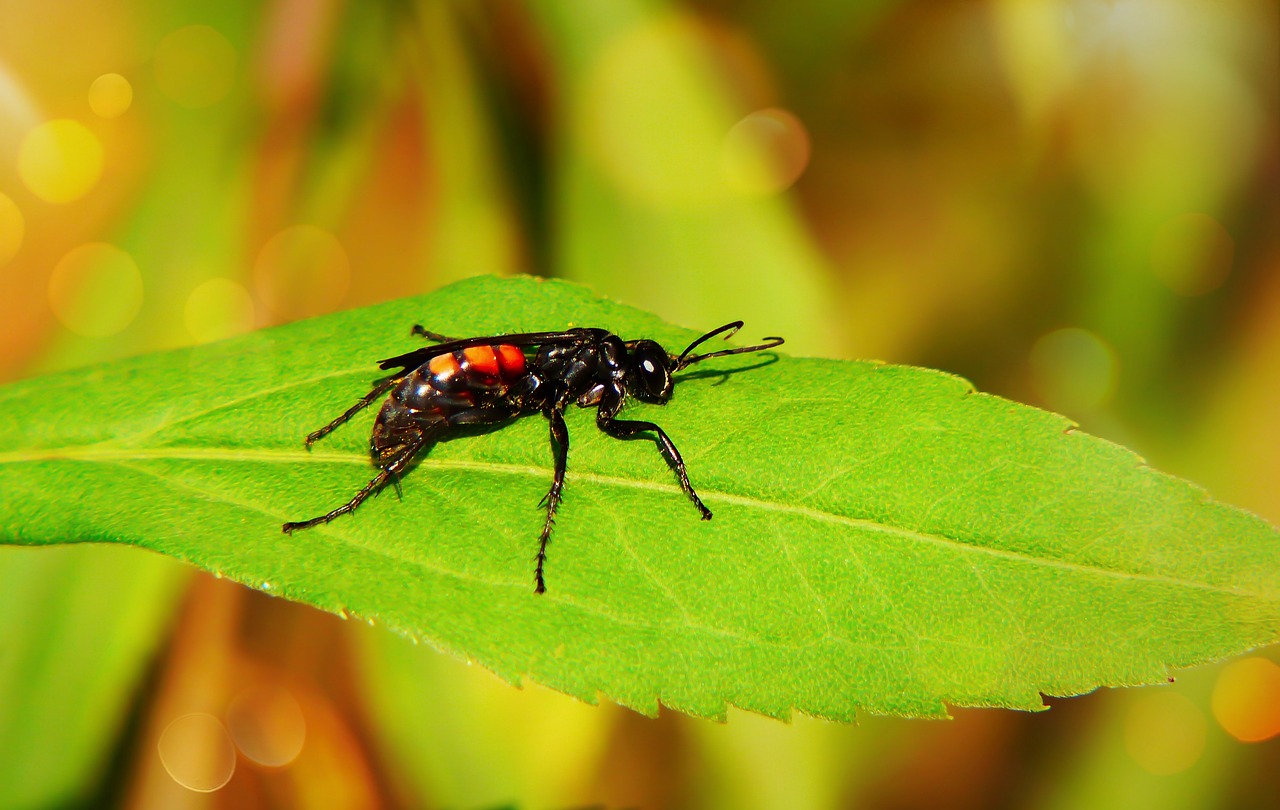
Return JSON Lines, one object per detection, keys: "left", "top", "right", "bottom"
{"left": 628, "top": 339, "right": 676, "bottom": 402}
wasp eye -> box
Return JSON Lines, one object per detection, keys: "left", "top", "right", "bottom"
{"left": 630, "top": 341, "right": 673, "bottom": 401}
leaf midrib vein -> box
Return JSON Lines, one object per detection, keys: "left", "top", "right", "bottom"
{"left": 1, "top": 442, "right": 1265, "bottom": 601}
{"left": 95, "top": 456, "right": 811, "bottom": 654}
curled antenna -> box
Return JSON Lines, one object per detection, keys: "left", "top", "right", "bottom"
{"left": 675, "top": 321, "right": 785, "bottom": 371}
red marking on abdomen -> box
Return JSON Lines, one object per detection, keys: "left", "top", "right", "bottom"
{"left": 428, "top": 352, "right": 461, "bottom": 382}
{"left": 461, "top": 345, "right": 500, "bottom": 379}
{"left": 496, "top": 344, "right": 526, "bottom": 379}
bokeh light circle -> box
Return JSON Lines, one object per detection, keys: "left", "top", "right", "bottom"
{"left": 88, "top": 73, "right": 133, "bottom": 119}
{"left": 18, "top": 119, "right": 104, "bottom": 203}
{"left": 185, "top": 278, "right": 256, "bottom": 343}
{"left": 1211, "top": 657, "right": 1280, "bottom": 743}
{"left": 49, "top": 243, "right": 144, "bottom": 337}
{"left": 1150, "top": 213, "right": 1234, "bottom": 297}
{"left": 226, "top": 684, "right": 307, "bottom": 767}
{"left": 253, "top": 225, "right": 350, "bottom": 321}
{"left": 1123, "top": 691, "right": 1207, "bottom": 776}
{"left": 720, "top": 108, "right": 812, "bottom": 195}
{"left": 157, "top": 713, "right": 237, "bottom": 793}
{"left": 1029, "top": 327, "right": 1118, "bottom": 413}
{"left": 154, "top": 25, "right": 238, "bottom": 109}
{"left": 0, "top": 192, "right": 23, "bottom": 267}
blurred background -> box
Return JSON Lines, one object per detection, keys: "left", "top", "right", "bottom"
{"left": 0, "top": 0, "right": 1277, "bottom": 807}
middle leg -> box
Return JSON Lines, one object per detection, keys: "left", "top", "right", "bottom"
{"left": 535, "top": 407, "right": 570, "bottom": 594}
{"left": 304, "top": 375, "right": 400, "bottom": 447}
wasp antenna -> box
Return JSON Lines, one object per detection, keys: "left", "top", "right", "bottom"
{"left": 676, "top": 322, "right": 784, "bottom": 370}
{"left": 676, "top": 322, "right": 742, "bottom": 366}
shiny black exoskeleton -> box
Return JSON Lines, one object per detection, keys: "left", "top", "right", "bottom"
{"left": 282, "top": 321, "right": 783, "bottom": 593}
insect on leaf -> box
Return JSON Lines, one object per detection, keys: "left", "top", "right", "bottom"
{"left": 0, "top": 275, "right": 1277, "bottom": 720}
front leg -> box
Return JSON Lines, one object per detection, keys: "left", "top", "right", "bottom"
{"left": 535, "top": 406, "right": 570, "bottom": 594}
{"left": 596, "top": 409, "right": 713, "bottom": 521}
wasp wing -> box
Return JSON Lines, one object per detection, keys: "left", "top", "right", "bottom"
{"left": 377, "top": 331, "right": 586, "bottom": 373}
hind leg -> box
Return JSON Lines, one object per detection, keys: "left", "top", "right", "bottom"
{"left": 283, "top": 429, "right": 432, "bottom": 533}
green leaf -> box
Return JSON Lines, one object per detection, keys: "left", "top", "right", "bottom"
{"left": 1, "top": 275, "right": 1276, "bottom": 720}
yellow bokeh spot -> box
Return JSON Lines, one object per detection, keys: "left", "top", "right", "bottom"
{"left": 88, "top": 73, "right": 134, "bottom": 119}
{"left": 253, "top": 225, "right": 350, "bottom": 321}
{"left": 226, "top": 684, "right": 307, "bottom": 767}
{"left": 1124, "top": 691, "right": 1207, "bottom": 776}
{"left": 185, "top": 278, "right": 256, "bottom": 343}
{"left": 1029, "top": 327, "right": 1118, "bottom": 413}
{"left": 1212, "top": 657, "right": 1280, "bottom": 743}
{"left": 18, "top": 119, "right": 104, "bottom": 203}
{"left": 154, "top": 25, "right": 237, "bottom": 109}
{"left": 720, "top": 108, "right": 812, "bottom": 196}
{"left": 1150, "top": 213, "right": 1234, "bottom": 297}
{"left": 157, "top": 713, "right": 236, "bottom": 793}
{"left": 582, "top": 16, "right": 731, "bottom": 208}
{"left": 0, "top": 192, "right": 23, "bottom": 267}
{"left": 989, "top": 0, "right": 1072, "bottom": 124}
{"left": 49, "top": 243, "right": 144, "bottom": 337}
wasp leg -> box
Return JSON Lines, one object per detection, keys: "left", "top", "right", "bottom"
{"left": 532, "top": 407, "right": 570, "bottom": 594}
{"left": 437, "top": 403, "right": 553, "bottom": 594}
{"left": 304, "top": 376, "right": 400, "bottom": 447}
{"left": 282, "top": 431, "right": 431, "bottom": 533}
{"left": 411, "top": 324, "right": 461, "bottom": 343}
{"left": 596, "top": 413, "right": 713, "bottom": 521}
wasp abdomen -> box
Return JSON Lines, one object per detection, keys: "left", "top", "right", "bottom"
{"left": 398, "top": 344, "right": 526, "bottom": 411}
{"left": 372, "top": 344, "right": 527, "bottom": 459}
{"left": 454, "top": 344, "right": 526, "bottom": 385}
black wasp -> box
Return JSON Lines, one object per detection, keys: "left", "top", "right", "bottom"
{"left": 282, "top": 321, "right": 784, "bottom": 593}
